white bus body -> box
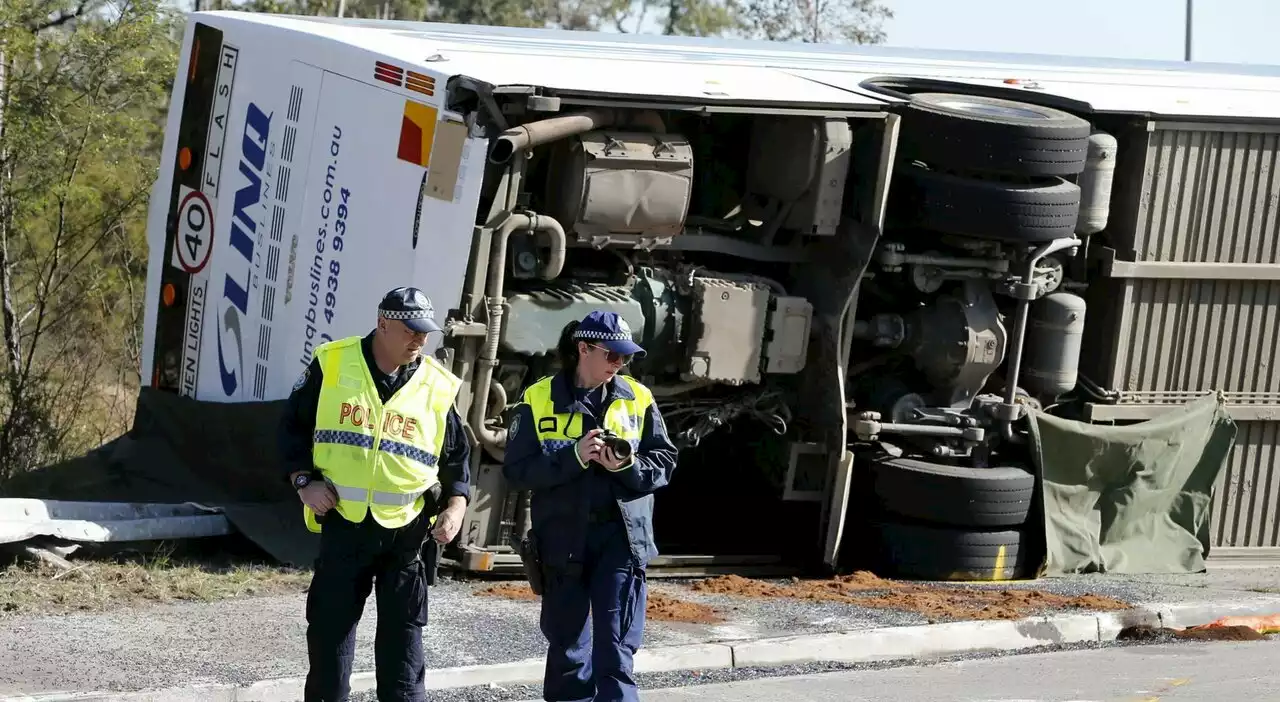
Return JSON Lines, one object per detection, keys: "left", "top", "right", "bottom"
{"left": 142, "top": 12, "right": 1280, "bottom": 575}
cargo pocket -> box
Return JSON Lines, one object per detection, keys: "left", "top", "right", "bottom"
{"left": 618, "top": 565, "right": 647, "bottom": 651}
{"left": 405, "top": 558, "right": 430, "bottom": 628}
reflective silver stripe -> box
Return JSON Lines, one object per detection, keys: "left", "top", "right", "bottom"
{"left": 332, "top": 484, "right": 370, "bottom": 502}
{"left": 327, "top": 480, "right": 440, "bottom": 507}
{"left": 371, "top": 489, "right": 424, "bottom": 506}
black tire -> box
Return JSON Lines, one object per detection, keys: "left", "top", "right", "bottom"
{"left": 870, "top": 456, "right": 1034, "bottom": 528}
{"left": 898, "top": 93, "right": 1092, "bottom": 177}
{"left": 895, "top": 166, "right": 1081, "bottom": 242}
{"left": 875, "top": 521, "right": 1036, "bottom": 582}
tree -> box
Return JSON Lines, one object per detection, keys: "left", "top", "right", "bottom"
{"left": 739, "top": 0, "right": 892, "bottom": 44}
{"left": 226, "top": 0, "right": 891, "bottom": 45}
{"left": 0, "top": 0, "right": 179, "bottom": 484}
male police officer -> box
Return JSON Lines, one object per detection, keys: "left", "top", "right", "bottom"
{"left": 277, "top": 286, "right": 471, "bottom": 702}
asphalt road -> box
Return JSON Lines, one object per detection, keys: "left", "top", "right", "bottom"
{"left": 629, "top": 639, "right": 1278, "bottom": 701}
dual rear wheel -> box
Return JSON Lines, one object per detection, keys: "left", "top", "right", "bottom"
{"left": 871, "top": 91, "right": 1082, "bottom": 581}
{"left": 891, "top": 92, "right": 1093, "bottom": 243}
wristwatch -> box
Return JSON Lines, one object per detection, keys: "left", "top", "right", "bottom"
{"left": 293, "top": 471, "right": 317, "bottom": 490}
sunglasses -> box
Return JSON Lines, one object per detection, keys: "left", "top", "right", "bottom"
{"left": 588, "top": 344, "right": 632, "bottom": 365}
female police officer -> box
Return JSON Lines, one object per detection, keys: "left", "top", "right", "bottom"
{"left": 502, "top": 310, "right": 678, "bottom": 702}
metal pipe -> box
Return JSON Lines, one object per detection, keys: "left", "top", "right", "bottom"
{"left": 1001, "top": 237, "right": 1082, "bottom": 441}
{"left": 488, "top": 109, "right": 616, "bottom": 164}
{"left": 470, "top": 212, "right": 568, "bottom": 457}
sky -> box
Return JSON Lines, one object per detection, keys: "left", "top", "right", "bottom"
{"left": 882, "top": 0, "right": 1280, "bottom": 66}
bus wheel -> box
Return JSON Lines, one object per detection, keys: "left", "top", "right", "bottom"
{"left": 898, "top": 92, "right": 1092, "bottom": 178}
{"left": 869, "top": 456, "right": 1035, "bottom": 529}
{"left": 893, "top": 165, "right": 1081, "bottom": 243}
{"left": 873, "top": 520, "right": 1037, "bottom": 582}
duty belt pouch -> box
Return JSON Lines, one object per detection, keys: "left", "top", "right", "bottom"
{"left": 517, "top": 532, "right": 545, "bottom": 596}
{"left": 421, "top": 483, "right": 444, "bottom": 587}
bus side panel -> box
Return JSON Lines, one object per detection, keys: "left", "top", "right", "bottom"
{"left": 146, "top": 17, "right": 486, "bottom": 404}
{"left": 265, "top": 70, "right": 481, "bottom": 397}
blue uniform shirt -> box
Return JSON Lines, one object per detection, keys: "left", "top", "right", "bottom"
{"left": 569, "top": 383, "right": 623, "bottom": 513}
{"left": 502, "top": 370, "right": 679, "bottom": 567}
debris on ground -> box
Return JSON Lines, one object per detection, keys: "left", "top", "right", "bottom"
{"left": 689, "top": 572, "right": 1134, "bottom": 622}
{"left": 1189, "top": 614, "right": 1280, "bottom": 635}
{"left": 475, "top": 583, "right": 725, "bottom": 624}
{"left": 0, "top": 539, "right": 311, "bottom": 616}
{"left": 1117, "top": 624, "right": 1266, "bottom": 642}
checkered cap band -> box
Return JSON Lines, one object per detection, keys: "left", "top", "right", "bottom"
{"left": 380, "top": 308, "right": 432, "bottom": 320}
{"left": 573, "top": 328, "right": 631, "bottom": 342}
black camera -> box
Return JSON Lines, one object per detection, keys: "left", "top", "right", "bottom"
{"left": 598, "top": 429, "right": 633, "bottom": 460}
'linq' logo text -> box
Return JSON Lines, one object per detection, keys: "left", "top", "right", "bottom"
{"left": 217, "top": 102, "right": 271, "bottom": 397}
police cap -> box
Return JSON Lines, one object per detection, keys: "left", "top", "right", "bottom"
{"left": 378, "top": 286, "right": 442, "bottom": 334}
{"left": 572, "top": 310, "right": 645, "bottom": 358}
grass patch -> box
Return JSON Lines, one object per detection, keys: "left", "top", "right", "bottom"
{"left": 0, "top": 538, "right": 312, "bottom": 617}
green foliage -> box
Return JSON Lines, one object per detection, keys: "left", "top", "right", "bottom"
{"left": 0, "top": 0, "right": 181, "bottom": 482}
{"left": 224, "top": 0, "right": 892, "bottom": 45}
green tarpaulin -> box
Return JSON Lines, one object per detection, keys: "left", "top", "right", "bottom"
{"left": 1027, "top": 393, "right": 1237, "bottom": 575}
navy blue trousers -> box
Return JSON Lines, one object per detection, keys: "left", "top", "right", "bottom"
{"left": 303, "top": 510, "right": 432, "bottom": 702}
{"left": 540, "top": 521, "right": 648, "bottom": 702}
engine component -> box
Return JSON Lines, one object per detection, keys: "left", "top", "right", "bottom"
{"left": 746, "top": 116, "right": 853, "bottom": 236}
{"left": 852, "top": 280, "right": 1007, "bottom": 407}
{"left": 764, "top": 296, "right": 813, "bottom": 374}
{"left": 683, "top": 278, "right": 771, "bottom": 385}
{"left": 660, "top": 388, "right": 791, "bottom": 449}
{"left": 1021, "top": 291, "right": 1087, "bottom": 399}
{"left": 1076, "top": 130, "right": 1117, "bottom": 235}
{"left": 500, "top": 283, "right": 646, "bottom": 356}
{"left": 543, "top": 130, "right": 694, "bottom": 244}
{"left": 896, "top": 92, "right": 1092, "bottom": 178}
{"left": 893, "top": 165, "right": 1082, "bottom": 242}
{"left": 500, "top": 268, "right": 811, "bottom": 387}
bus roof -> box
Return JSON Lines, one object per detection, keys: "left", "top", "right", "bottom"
{"left": 203, "top": 11, "right": 1280, "bottom": 120}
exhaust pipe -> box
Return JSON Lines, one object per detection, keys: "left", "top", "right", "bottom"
{"left": 488, "top": 109, "right": 617, "bottom": 164}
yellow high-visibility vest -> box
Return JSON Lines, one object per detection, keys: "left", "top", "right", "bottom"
{"left": 303, "top": 335, "right": 462, "bottom": 533}
{"left": 521, "top": 374, "right": 653, "bottom": 466}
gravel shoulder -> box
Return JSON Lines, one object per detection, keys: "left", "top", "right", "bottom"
{"left": 0, "top": 564, "right": 1276, "bottom": 698}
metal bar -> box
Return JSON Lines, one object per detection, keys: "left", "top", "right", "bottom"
{"left": 0, "top": 515, "right": 232, "bottom": 545}
{"left": 0, "top": 499, "right": 224, "bottom": 522}
{"left": 1149, "top": 120, "right": 1280, "bottom": 134}
{"left": 1102, "top": 259, "right": 1280, "bottom": 280}
{"left": 1205, "top": 546, "right": 1280, "bottom": 567}
{"left": 554, "top": 96, "right": 886, "bottom": 118}
{"left": 451, "top": 552, "right": 796, "bottom": 579}
{"left": 1083, "top": 402, "right": 1280, "bottom": 422}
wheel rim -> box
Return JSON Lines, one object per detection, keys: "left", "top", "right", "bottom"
{"left": 933, "top": 98, "right": 1049, "bottom": 120}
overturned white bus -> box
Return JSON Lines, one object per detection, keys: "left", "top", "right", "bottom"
{"left": 139, "top": 11, "right": 1278, "bottom": 579}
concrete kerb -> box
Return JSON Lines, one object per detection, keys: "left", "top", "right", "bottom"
{"left": 7, "top": 596, "right": 1280, "bottom": 702}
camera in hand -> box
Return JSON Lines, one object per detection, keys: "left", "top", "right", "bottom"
{"left": 598, "top": 429, "right": 633, "bottom": 460}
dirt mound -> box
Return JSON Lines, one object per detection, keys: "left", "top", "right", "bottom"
{"left": 475, "top": 582, "right": 724, "bottom": 624}
{"left": 476, "top": 583, "right": 540, "bottom": 601}
{"left": 647, "top": 591, "right": 724, "bottom": 624}
{"left": 1175, "top": 625, "right": 1266, "bottom": 641}
{"left": 690, "top": 571, "right": 1133, "bottom": 622}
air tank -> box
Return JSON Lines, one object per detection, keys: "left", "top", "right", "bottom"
{"left": 1075, "top": 130, "right": 1117, "bottom": 235}
{"left": 1021, "top": 292, "right": 1087, "bottom": 399}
